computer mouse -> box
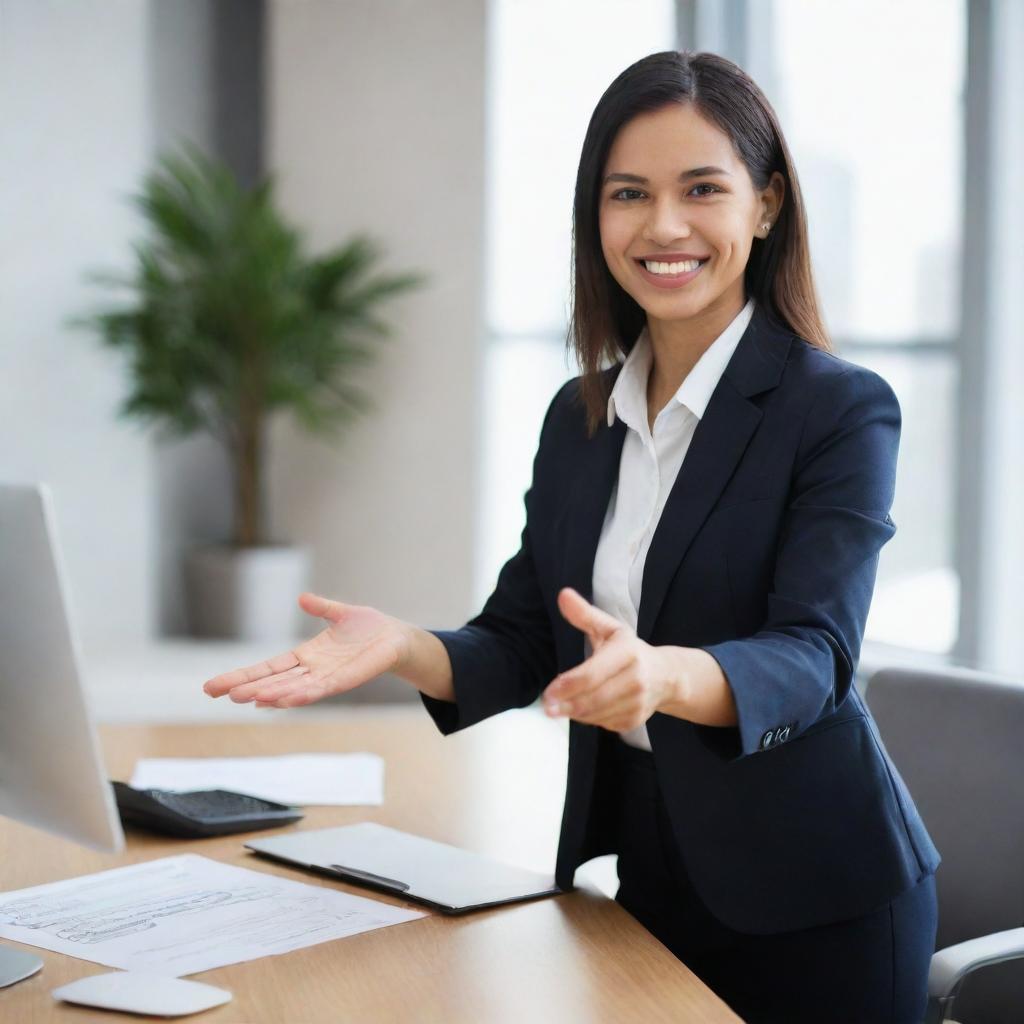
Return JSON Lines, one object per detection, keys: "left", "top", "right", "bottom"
{"left": 51, "top": 971, "right": 231, "bottom": 1016}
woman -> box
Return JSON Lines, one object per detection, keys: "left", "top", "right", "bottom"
{"left": 205, "top": 51, "right": 940, "bottom": 1023}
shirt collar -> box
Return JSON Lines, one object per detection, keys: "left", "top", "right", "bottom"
{"left": 607, "top": 297, "right": 756, "bottom": 429}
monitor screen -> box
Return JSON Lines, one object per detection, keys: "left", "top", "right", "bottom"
{"left": 0, "top": 482, "right": 124, "bottom": 852}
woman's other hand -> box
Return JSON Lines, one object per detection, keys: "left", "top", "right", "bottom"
{"left": 202, "top": 592, "right": 413, "bottom": 709}
{"left": 544, "top": 587, "right": 675, "bottom": 732}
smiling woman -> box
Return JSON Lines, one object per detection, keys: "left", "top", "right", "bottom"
{"left": 571, "top": 52, "right": 826, "bottom": 437}
{"left": 202, "top": 49, "right": 940, "bottom": 1024}
{"left": 600, "top": 109, "right": 782, "bottom": 331}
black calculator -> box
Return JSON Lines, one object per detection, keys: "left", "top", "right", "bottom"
{"left": 111, "top": 781, "right": 304, "bottom": 838}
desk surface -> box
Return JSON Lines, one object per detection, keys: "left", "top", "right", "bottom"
{"left": 0, "top": 708, "right": 742, "bottom": 1023}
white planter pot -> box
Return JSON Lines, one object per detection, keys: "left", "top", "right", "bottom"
{"left": 185, "top": 544, "right": 312, "bottom": 641}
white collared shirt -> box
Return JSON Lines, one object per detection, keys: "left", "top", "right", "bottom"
{"left": 590, "top": 298, "right": 756, "bottom": 750}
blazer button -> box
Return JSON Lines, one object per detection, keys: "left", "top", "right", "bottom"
{"left": 761, "top": 730, "right": 774, "bottom": 750}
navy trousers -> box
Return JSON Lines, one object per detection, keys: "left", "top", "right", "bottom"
{"left": 609, "top": 737, "right": 938, "bottom": 1024}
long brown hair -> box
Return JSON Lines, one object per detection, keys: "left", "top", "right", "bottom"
{"left": 569, "top": 50, "right": 832, "bottom": 435}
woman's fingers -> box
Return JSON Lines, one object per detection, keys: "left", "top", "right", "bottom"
{"left": 204, "top": 594, "right": 399, "bottom": 709}
{"left": 265, "top": 681, "right": 330, "bottom": 709}
{"left": 548, "top": 663, "right": 652, "bottom": 732}
{"left": 298, "top": 592, "right": 349, "bottom": 624}
{"left": 250, "top": 678, "right": 328, "bottom": 709}
{"left": 203, "top": 650, "right": 299, "bottom": 697}
{"left": 225, "top": 665, "right": 311, "bottom": 703}
{"left": 224, "top": 635, "right": 397, "bottom": 707}
{"left": 242, "top": 674, "right": 329, "bottom": 709}
{"left": 562, "top": 671, "right": 642, "bottom": 726}
{"left": 544, "top": 638, "right": 633, "bottom": 708}
{"left": 557, "top": 587, "right": 623, "bottom": 643}
{"left": 229, "top": 672, "right": 323, "bottom": 707}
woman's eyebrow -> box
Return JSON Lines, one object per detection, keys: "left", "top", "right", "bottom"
{"left": 603, "top": 166, "right": 732, "bottom": 185}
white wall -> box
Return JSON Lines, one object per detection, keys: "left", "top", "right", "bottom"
{"left": 0, "top": 0, "right": 156, "bottom": 652}
{"left": 266, "top": 0, "right": 486, "bottom": 630}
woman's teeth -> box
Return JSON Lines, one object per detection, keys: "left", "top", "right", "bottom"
{"left": 642, "top": 259, "right": 704, "bottom": 275}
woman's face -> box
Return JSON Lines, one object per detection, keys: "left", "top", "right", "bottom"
{"left": 598, "top": 102, "right": 784, "bottom": 327}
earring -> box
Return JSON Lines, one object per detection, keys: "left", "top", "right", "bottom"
{"left": 762, "top": 222, "right": 771, "bottom": 233}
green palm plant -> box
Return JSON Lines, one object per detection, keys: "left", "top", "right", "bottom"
{"left": 77, "top": 146, "right": 425, "bottom": 547}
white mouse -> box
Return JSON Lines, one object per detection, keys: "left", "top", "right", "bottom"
{"left": 52, "top": 971, "right": 231, "bottom": 1017}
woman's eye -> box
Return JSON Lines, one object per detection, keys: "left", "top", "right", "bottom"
{"left": 610, "top": 184, "right": 720, "bottom": 201}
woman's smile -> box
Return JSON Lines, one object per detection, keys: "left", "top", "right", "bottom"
{"left": 633, "top": 255, "right": 710, "bottom": 289}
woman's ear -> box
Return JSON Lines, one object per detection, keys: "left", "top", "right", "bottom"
{"left": 761, "top": 171, "right": 786, "bottom": 226}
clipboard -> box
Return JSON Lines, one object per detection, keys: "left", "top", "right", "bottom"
{"left": 245, "top": 822, "right": 561, "bottom": 914}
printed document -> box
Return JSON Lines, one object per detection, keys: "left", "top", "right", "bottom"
{"left": 0, "top": 854, "right": 423, "bottom": 976}
{"left": 130, "top": 752, "right": 384, "bottom": 805}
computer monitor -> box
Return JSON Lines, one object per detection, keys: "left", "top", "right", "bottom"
{"left": 0, "top": 482, "right": 125, "bottom": 987}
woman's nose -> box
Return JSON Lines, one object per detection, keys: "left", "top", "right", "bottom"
{"left": 642, "top": 198, "right": 692, "bottom": 245}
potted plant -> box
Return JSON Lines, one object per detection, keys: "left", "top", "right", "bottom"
{"left": 77, "top": 146, "right": 425, "bottom": 639}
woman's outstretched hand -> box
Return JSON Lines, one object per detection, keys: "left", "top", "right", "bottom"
{"left": 543, "top": 587, "right": 677, "bottom": 733}
{"left": 202, "top": 592, "right": 411, "bottom": 709}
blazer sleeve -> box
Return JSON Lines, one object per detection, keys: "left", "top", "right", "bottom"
{"left": 698, "top": 365, "right": 900, "bottom": 759}
{"left": 419, "top": 383, "right": 570, "bottom": 735}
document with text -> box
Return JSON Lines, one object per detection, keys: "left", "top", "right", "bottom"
{"left": 0, "top": 854, "right": 423, "bottom": 976}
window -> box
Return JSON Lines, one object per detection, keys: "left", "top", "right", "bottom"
{"left": 767, "top": 0, "right": 966, "bottom": 654}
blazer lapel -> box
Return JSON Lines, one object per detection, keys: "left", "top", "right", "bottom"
{"left": 560, "top": 416, "right": 627, "bottom": 602}
{"left": 557, "top": 404, "right": 626, "bottom": 660}
{"left": 636, "top": 305, "right": 794, "bottom": 640}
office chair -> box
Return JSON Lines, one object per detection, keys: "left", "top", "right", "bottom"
{"left": 865, "top": 665, "right": 1024, "bottom": 1024}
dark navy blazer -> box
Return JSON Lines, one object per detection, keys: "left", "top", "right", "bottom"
{"left": 422, "top": 302, "right": 941, "bottom": 935}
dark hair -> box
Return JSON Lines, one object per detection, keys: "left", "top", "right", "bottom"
{"left": 568, "top": 50, "right": 832, "bottom": 435}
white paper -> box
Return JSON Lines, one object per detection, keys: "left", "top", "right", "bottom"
{"left": 130, "top": 752, "right": 384, "bottom": 806}
{"left": 0, "top": 854, "right": 423, "bottom": 976}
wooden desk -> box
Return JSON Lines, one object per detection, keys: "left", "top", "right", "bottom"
{"left": 0, "top": 708, "right": 742, "bottom": 1022}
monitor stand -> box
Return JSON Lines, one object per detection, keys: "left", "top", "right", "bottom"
{"left": 0, "top": 944, "right": 43, "bottom": 987}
